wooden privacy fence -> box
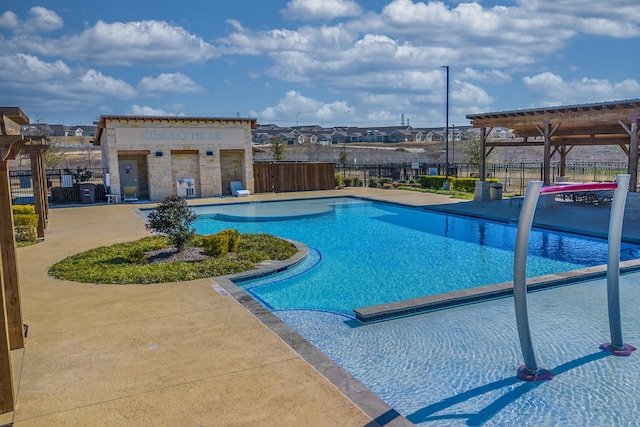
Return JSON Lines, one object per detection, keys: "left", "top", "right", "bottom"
{"left": 253, "top": 162, "right": 335, "bottom": 193}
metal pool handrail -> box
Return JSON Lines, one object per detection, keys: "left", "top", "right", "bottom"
{"left": 513, "top": 175, "right": 636, "bottom": 382}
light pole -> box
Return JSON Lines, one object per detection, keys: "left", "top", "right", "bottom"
{"left": 441, "top": 65, "right": 449, "bottom": 178}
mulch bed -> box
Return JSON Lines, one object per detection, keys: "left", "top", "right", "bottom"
{"left": 147, "top": 246, "right": 210, "bottom": 264}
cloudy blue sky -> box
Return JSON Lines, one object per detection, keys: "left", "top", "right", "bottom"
{"left": 1, "top": 0, "right": 639, "bottom": 128}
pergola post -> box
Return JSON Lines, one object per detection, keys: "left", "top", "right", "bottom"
{"left": 559, "top": 146, "right": 567, "bottom": 178}
{"left": 480, "top": 126, "right": 487, "bottom": 181}
{"left": 0, "top": 158, "right": 24, "bottom": 352}
{"left": 25, "top": 145, "right": 49, "bottom": 239}
{"left": 0, "top": 145, "right": 19, "bottom": 413}
{"left": 0, "top": 255, "right": 14, "bottom": 413}
{"left": 542, "top": 121, "right": 551, "bottom": 186}
{"left": 627, "top": 116, "right": 638, "bottom": 192}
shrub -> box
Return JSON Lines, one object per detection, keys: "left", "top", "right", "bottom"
{"left": 334, "top": 173, "right": 344, "bottom": 187}
{"left": 219, "top": 229, "right": 240, "bottom": 252}
{"left": 202, "top": 233, "right": 230, "bottom": 257}
{"left": 451, "top": 177, "right": 478, "bottom": 192}
{"left": 380, "top": 177, "right": 393, "bottom": 186}
{"left": 419, "top": 175, "right": 448, "bottom": 189}
{"left": 146, "top": 196, "right": 196, "bottom": 252}
{"left": 343, "top": 177, "right": 353, "bottom": 187}
{"left": 13, "top": 205, "right": 36, "bottom": 215}
{"left": 419, "top": 176, "right": 500, "bottom": 193}
{"left": 126, "top": 247, "right": 148, "bottom": 264}
{"left": 368, "top": 177, "right": 380, "bottom": 188}
{"left": 353, "top": 177, "right": 361, "bottom": 187}
{"left": 13, "top": 205, "right": 38, "bottom": 243}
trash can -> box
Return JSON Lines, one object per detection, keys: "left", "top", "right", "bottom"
{"left": 80, "top": 183, "right": 96, "bottom": 204}
{"left": 490, "top": 182, "right": 503, "bottom": 200}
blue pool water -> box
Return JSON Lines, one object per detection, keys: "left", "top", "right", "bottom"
{"left": 194, "top": 197, "right": 640, "bottom": 316}
{"left": 191, "top": 197, "right": 640, "bottom": 425}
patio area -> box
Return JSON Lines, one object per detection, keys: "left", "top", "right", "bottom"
{"left": 5, "top": 187, "right": 640, "bottom": 426}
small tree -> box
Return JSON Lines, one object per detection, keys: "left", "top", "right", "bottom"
{"left": 63, "top": 167, "right": 93, "bottom": 184}
{"left": 463, "top": 133, "right": 483, "bottom": 165}
{"left": 43, "top": 143, "right": 68, "bottom": 171}
{"left": 270, "top": 136, "right": 287, "bottom": 161}
{"left": 146, "top": 195, "right": 196, "bottom": 252}
{"left": 338, "top": 144, "right": 349, "bottom": 167}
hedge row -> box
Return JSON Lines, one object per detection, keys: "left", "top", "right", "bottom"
{"left": 419, "top": 176, "right": 499, "bottom": 192}
{"left": 13, "top": 204, "right": 38, "bottom": 243}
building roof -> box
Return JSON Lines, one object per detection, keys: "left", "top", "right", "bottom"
{"left": 94, "top": 115, "right": 258, "bottom": 144}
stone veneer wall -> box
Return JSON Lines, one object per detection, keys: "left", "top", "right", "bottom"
{"left": 171, "top": 152, "right": 200, "bottom": 198}
{"left": 220, "top": 150, "right": 245, "bottom": 195}
{"left": 99, "top": 117, "right": 254, "bottom": 200}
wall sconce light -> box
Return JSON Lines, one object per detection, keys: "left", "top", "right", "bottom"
{"left": 206, "top": 151, "right": 214, "bottom": 156}
{"left": 155, "top": 151, "right": 163, "bottom": 157}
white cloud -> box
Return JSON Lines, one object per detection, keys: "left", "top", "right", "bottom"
{"left": 0, "top": 54, "right": 136, "bottom": 118}
{"left": 458, "top": 67, "right": 512, "bottom": 84}
{"left": 0, "top": 11, "right": 19, "bottom": 30}
{"left": 281, "top": 0, "right": 363, "bottom": 21}
{"left": 516, "top": 0, "right": 640, "bottom": 37}
{"left": 253, "top": 90, "right": 355, "bottom": 122}
{"left": 0, "top": 53, "right": 71, "bottom": 81}
{"left": 522, "top": 72, "right": 640, "bottom": 105}
{"left": 26, "top": 7, "right": 63, "bottom": 32}
{"left": 19, "top": 20, "right": 219, "bottom": 66}
{"left": 138, "top": 73, "right": 205, "bottom": 94}
{"left": 0, "top": 7, "right": 63, "bottom": 33}
{"left": 129, "top": 105, "right": 185, "bottom": 116}
{"left": 79, "top": 69, "right": 137, "bottom": 98}
{"left": 0, "top": 55, "right": 134, "bottom": 99}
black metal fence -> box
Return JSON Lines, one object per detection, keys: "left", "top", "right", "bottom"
{"left": 10, "top": 161, "right": 632, "bottom": 204}
{"left": 335, "top": 161, "right": 631, "bottom": 194}
{"left": 10, "top": 168, "right": 108, "bottom": 205}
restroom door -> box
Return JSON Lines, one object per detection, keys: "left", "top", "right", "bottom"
{"left": 119, "top": 158, "right": 140, "bottom": 194}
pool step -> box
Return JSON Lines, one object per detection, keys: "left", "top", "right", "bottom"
{"left": 354, "top": 260, "right": 640, "bottom": 323}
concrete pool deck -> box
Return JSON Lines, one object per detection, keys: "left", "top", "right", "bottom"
{"left": 5, "top": 187, "right": 640, "bottom": 426}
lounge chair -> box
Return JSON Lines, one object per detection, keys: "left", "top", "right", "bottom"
{"left": 122, "top": 186, "right": 139, "bottom": 202}
{"left": 230, "top": 181, "right": 250, "bottom": 197}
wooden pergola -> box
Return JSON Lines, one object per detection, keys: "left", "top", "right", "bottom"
{"left": 466, "top": 99, "right": 640, "bottom": 190}
{"left": 0, "top": 107, "right": 49, "bottom": 413}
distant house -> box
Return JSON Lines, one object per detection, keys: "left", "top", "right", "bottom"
{"left": 250, "top": 122, "right": 476, "bottom": 146}
{"left": 349, "top": 132, "right": 362, "bottom": 142}
{"left": 331, "top": 130, "right": 348, "bottom": 144}
{"left": 388, "top": 129, "right": 413, "bottom": 143}
{"left": 489, "top": 127, "right": 515, "bottom": 139}
{"left": 277, "top": 132, "right": 299, "bottom": 144}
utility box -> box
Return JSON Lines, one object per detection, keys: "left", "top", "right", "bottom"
{"left": 490, "top": 182, "right": 503, "bottom": 200}
{"left": 80, "top": 183, "right": 96, "bottom": 204}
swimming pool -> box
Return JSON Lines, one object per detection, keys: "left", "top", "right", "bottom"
{"left": 192, "top": 197, "right": 640, "bottom": 425}
{"left": 194, "top": 197, "right": 640, "bottom": 317}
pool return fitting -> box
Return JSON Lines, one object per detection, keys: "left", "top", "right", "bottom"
{"left": 513, "top": 174, "right": 636, "bottom": 382}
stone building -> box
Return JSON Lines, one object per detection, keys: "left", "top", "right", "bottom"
{"left": 94, "top": 115, "right": 257, "bottom": 200}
